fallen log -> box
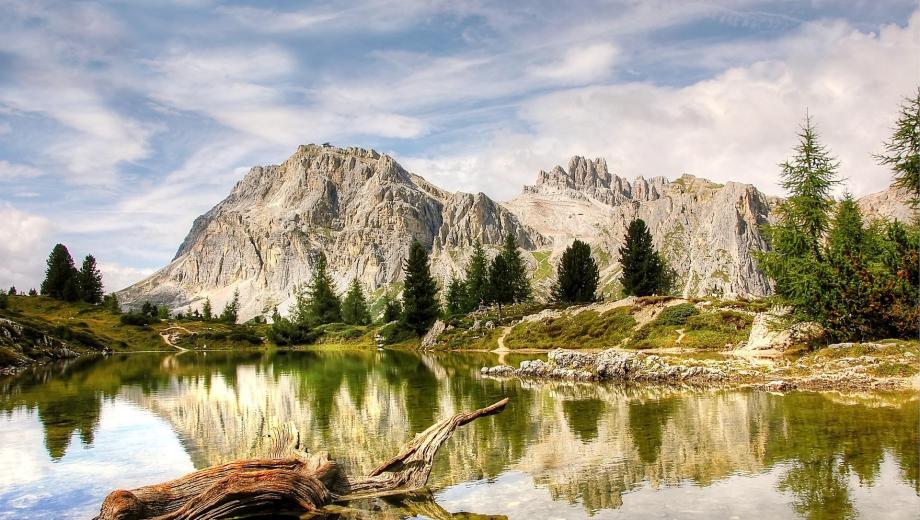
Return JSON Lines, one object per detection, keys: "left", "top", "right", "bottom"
{"left": 95, "top": 398, "right": 510, "bottom": 520}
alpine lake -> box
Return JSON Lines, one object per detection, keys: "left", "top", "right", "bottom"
{"left": 0, "top": 348, "right": 917, "bottom": 519}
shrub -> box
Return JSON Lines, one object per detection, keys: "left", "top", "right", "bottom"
{"left": 120, "top": 313, "right": 155, "bottom": 326}
{"left": 654, "top": 303, "right": 700, "bottom": 326}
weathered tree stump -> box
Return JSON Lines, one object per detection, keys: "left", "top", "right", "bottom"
{"left": 95, "top": 398, "right": 509, "bottom": 520}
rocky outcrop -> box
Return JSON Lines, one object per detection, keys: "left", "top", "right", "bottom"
{"left": 481, "top": 348, "right": 727, "bottom": 384}
{"left": 118, "top": 145, "right": 546, "bottom": 319}
{"left": 0, "top": 317, "right": 82, "bottom": 372}
{"left": 857, "top": 185, "right": 916, "bottom": 223}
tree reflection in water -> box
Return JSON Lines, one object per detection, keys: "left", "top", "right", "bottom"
{"left": 0, "top": 350, "right": 917, "bottom": 519}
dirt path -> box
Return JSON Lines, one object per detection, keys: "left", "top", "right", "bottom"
{"left": 159, "top": 325, "right": 192, "bottom": 352}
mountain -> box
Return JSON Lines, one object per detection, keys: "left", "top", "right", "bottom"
{"left": 118, "top": 144, "right": 546, "bottom": 319}
{"left": 118, "top": 145, "right": 910, "bottom": 320}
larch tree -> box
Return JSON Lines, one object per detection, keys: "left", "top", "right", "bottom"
{"left": 40, "top": 244, "right": 78, "bottom": 299}
{"left": 445, "top": 274, "right": 467, "bottom": 317}
{"left": 220, "top": 289, "right": 240, "bottom": 324}
{"left": 79, "top": 254, "right": 104, "bottom": 304}
{"left": 501, "top": 233, "right": 530, "bottom": 303}
{"left": 876, "top": 87, "right": 920, "bottom": 209}
{"left": 463, "top": 240, "right": 488, "bottom": 311}
{"left": 307, "top": 252, "right": 342, "bottom": 325}
{"left": 341, "top": 278, "right": 371, "bottom": 325}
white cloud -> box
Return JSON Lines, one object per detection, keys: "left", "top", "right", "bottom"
{"left": 403, "top": 12, "right": 920, "bottom": 200}
{"left": 214, "top": 5, "right": 340, "bottom": 32}
{"left": 0, "top": 160, "right": 43, "bottom": 180}
{"left": 0, "top": 203, "right": 53, "bottom": 290}
{"left": 529, "top": 43, "right": 619, "bottom": 84}
{"left": 98, "top": 262, "right": 155, "bottom": 293}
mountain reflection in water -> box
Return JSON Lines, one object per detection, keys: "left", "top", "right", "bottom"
{"left": 0, "top": 349, "right": 917, "bottom": 519}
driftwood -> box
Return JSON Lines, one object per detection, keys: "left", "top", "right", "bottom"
{"left": 95, "top": 398, "right": 510, "bottom": 520}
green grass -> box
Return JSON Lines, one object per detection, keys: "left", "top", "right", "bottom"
{"left": 631, "top": 305, "right": 752, "bottom": 350}
{"left": 504, "top": 307, "right": 636, "bottom": 350}
{"left": 437, "top": 326, "right": 501, "bottom": 350}
{"left": 531, "top": 251, "right": 553, "bottom": 281}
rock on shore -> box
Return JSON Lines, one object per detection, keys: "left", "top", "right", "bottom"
{"left": 481, "top": 348, "right": 727, "bottom": 383}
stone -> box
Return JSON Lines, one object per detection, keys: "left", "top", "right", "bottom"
{"left": 420, "top": 319, "right": 446, "bottom": 350}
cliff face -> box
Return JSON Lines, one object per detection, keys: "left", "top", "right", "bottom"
{"left": 118, "top": 145, "right": 910, "bottom": 320}
{"left": 118, "top": 145, "right": 547, "bottom": 318}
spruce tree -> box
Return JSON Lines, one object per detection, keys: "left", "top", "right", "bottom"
{"left": 618, "top": 219, "right": 667, "bottom": 297}
{"left": 463, "top": 240, "right": 488, "bottom": 311}
{"left": 821, "top": 195, "right": 871, "bottom": 340}
{"left": 8, "top": 286, "right": 16, "bottom": 296}
{"left": 41, "top": 244, "right": 78, "bottom": 299}
{"left": 402, "top": 240, "right": 439, "bottom": 334}
{"left": 445, "top": 274, "right": 467, "bottom": 317}
{"left": 308, "top": 253, "right": 342, "bottom": 324}
{"left": 501, "top": 233, "right": 530, "bottom": 302}
{"left": 382, "top": 295, "right": 403, "bottom": 323}
{"left": 487, "top": 254, "right": 513, "bottom": 318}
{"left": 202, "top": 298, "right": 213, "bottom": 321}
{"left": 553, "top": 239, "right": 600, "bottom": 303}
{"left": 62, "top": 276, "right": 81, "bottom": 302}
{"left": 341, "top": 278, "right": 371, "bottom": 325}
{"left": 876, "top": 87, "right": 920, "bottom": 208}
{"left": 220, "top": 289, "right": 240, "bottom": 324}
{"left": 78, "top": 255, "right": 104, "bottom": 304}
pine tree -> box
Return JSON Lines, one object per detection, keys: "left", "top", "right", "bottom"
{"left": 220, "top": 289, "right": 240, "bottom": 324}
{"left": 402, "top": 240, "right": 439, "bottom": 334}
{"left": 553, "top": 239, "right": 600, "bottom": 303}
{"left": 463, "top": 240, "right": 488, "bottom": 311}
{"left": 876, "top": 87, "right": 920, "bottom": 209}
{"left": 308, "top": 253, "right": 342, "bottom": 325}
{"left": 445, "top": 274, "right": 467, "bottom": 317}
{"left": 618, "top": 219, "right": 667, "bottom": 297}
{"left": 202, "top": 298, "right": 213, "bottom": 321}
{"left": 28, "top": 288, "right": 37, "bottom": 296}
{"left": 40, "top": 244, "right": 78, "bottom": 299}
{"left": 290, "top": 283, "right": 312, "bottom": 327}
{"left": 268, "top": 307, "right": 312, "bottom": 346}
{"left": 501, "top": 233, "right": 530, "bottom": 303}
{"left": 341, "top": 278, "right": 371, "bottom": 325}
{"left": 487, "top": 253, "right": 512, "bottom": 318}
{"left": 382, "top": 295, "right": 403, "bottom": 323}
{"left": 821, "top": 196, "right": 871, "bottom": 339}
{"left": 7, "top": 286, "right": 16, "bottom": 296}
{"left": 62, "top": 276, "right": 81, "bottom": 302}
{"left": 78, "top": 255, "right": 104, "bottom": 304}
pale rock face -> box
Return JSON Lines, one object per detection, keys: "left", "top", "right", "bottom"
{"left": 857, "top": 185, "right": 916, "bottom": 223}
{"left": 119, "top": 146, "right": 908, "bottom": 321}
{"left": 118, "top": 145, "right": 547, "bottom": 319}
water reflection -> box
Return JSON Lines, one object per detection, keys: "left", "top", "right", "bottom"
{"left": 0, "top": 350, "right": 917, "bottom": 519}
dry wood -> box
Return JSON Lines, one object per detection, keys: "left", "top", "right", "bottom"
{"left": 95, "top": 398, "right": 509, "bottom": 520}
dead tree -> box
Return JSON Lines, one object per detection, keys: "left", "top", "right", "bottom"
{"left": 95, "top": 398, "right": 510, "bottom": 520}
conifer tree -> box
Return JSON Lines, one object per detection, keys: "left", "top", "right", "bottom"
{"left": 382, "top": 295, "right": 403, "bottom": 323}
{"left": 103, "top": 293, "right": 120, "bottom": 314}
{"left": 758, "top": 116, "right": 840, "bottom": 312}
{"left": 220, "top": 289, "right": 240, "bottom": 324}
{"left": 821, "top": 195, "right": 871, "bottom": 339}
{"left": 445, "top": 274, "right": 467, "bottom": 317}
{"left": 487, "top": 254, "right": 512, "bottom": 318}
{"left": 62, "top": 276, "right": 81, "bottom": 302}
{"left": 28, "top": 288, "right": 37, "bottom": 296}
{"left": 78, "top": 254, "right": 104, "bottom": 304}
{"left": 158, "top": 305, "right": 171, "bottom": 320}
{"left": 463, "top": 240, "right": 488, "bottom": 311}
{"left": 402, "top": 240, "right": 439, "bottom": 334}
{"left": 501, "top": 233, "right": 530, "bottom": 303}
{"left": 876, "top": 87, "right": 920, "bottom": 208}
{"left": 553, "top": 239, "right": 599, "bottom": 303}
{"left": 308, "top": 253, "right": 342, "bottom": 325}
{"left": 341, "top": 278, "right": 371, "bottom": 325}
{"left": 41, "top": 244, "right": 78, "bottom": 299}
{"left": 8, "top": 286, "right": 16, "bottom": 296}
{"left": 202, "top": 298, "right": 213, "bottom": 321}
{"left": 618, "top": 219, "right": 667, "bottom": 297}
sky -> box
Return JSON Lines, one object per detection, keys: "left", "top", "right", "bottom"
{"left": 0, "top": 0, "right": 918, "bottom": 292}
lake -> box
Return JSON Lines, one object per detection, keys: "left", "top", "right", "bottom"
{"left": 0, "top": 349, "right": 917, "bottom": 519}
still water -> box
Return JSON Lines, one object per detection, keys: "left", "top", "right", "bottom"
{"left": 0, "top": 349, "right": 917, "bottom": 519}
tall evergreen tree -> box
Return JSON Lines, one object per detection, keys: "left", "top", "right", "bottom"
{"left": 487, "top": 254, "right": 515, "bottom": 319}
{"left": 402, "top": 240, "right": 440, "bottom": 334}
{"left": 308, "top": 253, "right": 342, "bottom": 324}
{"left": 103, "top": 293, "right": 120, "bottom": 314}
{"left": 7, "top": 286, "right": 16, "bottom": 296}
{"left": 463, "top": 240, "right": 489, "bottom": 311}
{"left": 78, "top": 255, "right": 104, "bottom": 304}
{"left": 40, "top": 244, "right": 78, "bottom": 299}
{"left": 501, "top": 233, "right": 530, "bottom": 303}
{"left": 445, "top": 274, "right": 467, "bottom": 317}
{"left": 341, "top": 278, "right": 371, "bottom": 325}
{"left": 821, "top": 196, "right": 871, "bottom": 339}
{"left": 758, "top": 115, "right": 840, "bottom": 313}
{"left": 553, "top": 239, "right": 600, "bottom": 303}
{"left": 876, "top": 87, "right": 920, "bottom": 208}
{"left": 618, "top": 219, "right": 668, "bottom": 297}
{"left": 202, "top": 298, "right": 213, "bottom": 321}
{"left": 62, "top": 276, "right": 81, "bottom": 302}
{"left": 220, "top": 289, "right": 240, "bottom": 324}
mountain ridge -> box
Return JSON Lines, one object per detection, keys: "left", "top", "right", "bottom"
{"left": 117, "top": 144, "right": 910, "bottom": 320}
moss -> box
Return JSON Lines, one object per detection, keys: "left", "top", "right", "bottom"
{"left": 504, "top": 307, "right": 636, "bottom": 350}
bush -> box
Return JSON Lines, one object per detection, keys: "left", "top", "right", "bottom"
{"left": 120, "top": 313, "right": 155, "bottom": 326}
{"left": 378, "top": 321, "right": 416, "bottom": 345}
{"left": 0, "top": 293, "right": 7, "bottom": 310}
{"left": 654, "top": 303, "right": 700, "bottom": 326}
{"left": 267, "top": 317, "right": 314, "bottom": 346}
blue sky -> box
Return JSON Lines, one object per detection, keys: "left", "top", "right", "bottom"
{"left": 1, "top": 0, "right": 918, "bottom": 291}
